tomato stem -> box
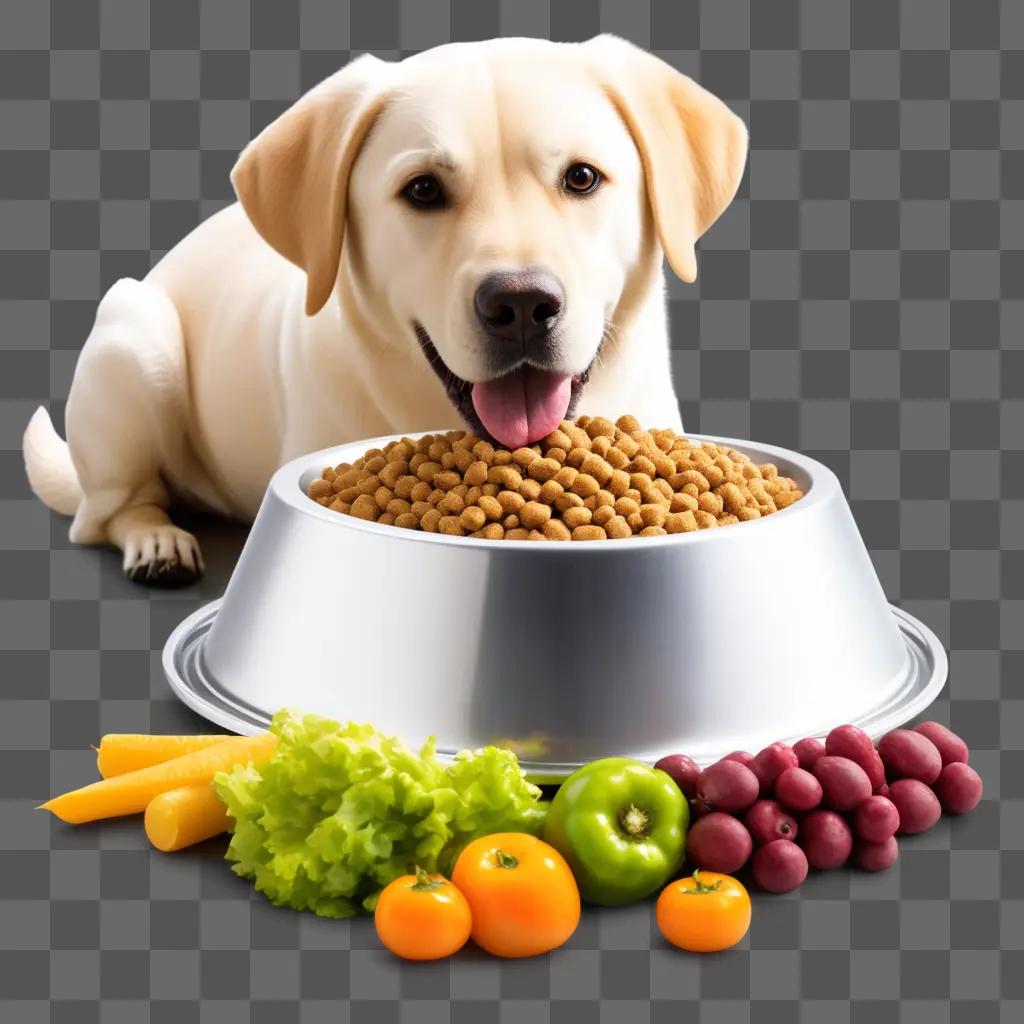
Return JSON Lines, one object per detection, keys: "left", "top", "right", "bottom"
{"left": 410, "top": 866, "right": 444, "bottom": 892}
{"left": 620, "top": 803, "right": 649, "bottom": 839}
{"left": 491, "top": 848, "right": 519, "bottom": 870}
{"left": 683, "top": 869, "right": 724, "bottom": 895}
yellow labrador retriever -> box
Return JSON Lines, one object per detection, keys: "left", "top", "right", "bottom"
{"left": 23, "top": 35, "right": 746, "bottom": 585}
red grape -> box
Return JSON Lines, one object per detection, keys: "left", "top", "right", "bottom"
{"left": 695, "top": 760, "right": 760, "bottom": 813}
{"left": 685, "top": 812, "right": 753, "bottom": 873}
{"left": 812, "top": 756, "right": 872, "bottom": 811}
{"left": 825, "top": 724, "right": 887, "bottom": 791}
{"left": 852, "top": 795, "right": 900, "bottom": 843}
{"left": 934, "top": 762, "right": 983, "bottom": 815}
{"left": 855, "top": 836, "right": 899, "bottom": 872}
{"left": 744, "top": 800, "right": 798, "bottom": 845}
{"left": 721, "top": 751, "right": 755, "bottom": 769}
{"left": 889, "top": 778, "right": 941, "bottom": 835}
{"left": 793, "top": 737, "right": 826, "bottom": 770}
{"left": 800, "top": 810, "right": 853, "bottom": 869}
{"left": 775, "top": 766, "right": 823, "bottom": 812}
{"left": 654, "top": 753, "right": 701, "bottom": 800}
{"left": 752, "top": 839, "right": 809, "bottom": 893}
{"left": 913, "top": 722, "right": 969, "bottom": 766}
{"left": 877, "top": 729, "right": 942, "bottom": 785}
{"left": 751, "top": 742, "right": 799, "bottom": 794}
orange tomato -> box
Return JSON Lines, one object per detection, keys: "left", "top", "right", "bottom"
{"left": 656, "top": 870, "right": 751, "bottom": 953}
{"left": 374, "top": 868, "right": 472, "bottom": 961}
{"left": 452, "top": 833, "right": 580, "bottom": 958}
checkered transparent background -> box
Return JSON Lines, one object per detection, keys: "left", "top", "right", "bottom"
{"left": 1, "top": 1, "right": 1022, "bottom": 1020}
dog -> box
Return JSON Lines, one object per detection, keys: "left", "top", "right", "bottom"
{"left": 22, "top": 35, "right": 747, "bottom": 586}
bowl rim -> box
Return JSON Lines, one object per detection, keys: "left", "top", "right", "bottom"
{"left": 271, "top": 431, "right": 841, "bottom": 552}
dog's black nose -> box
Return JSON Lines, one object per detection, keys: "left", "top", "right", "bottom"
{"left": 474, "top": 268, "right": 565, "bottom": 345}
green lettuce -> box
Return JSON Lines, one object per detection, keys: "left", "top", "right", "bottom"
{"left": 214, "top": 710, "right": 545, "bottom": 918}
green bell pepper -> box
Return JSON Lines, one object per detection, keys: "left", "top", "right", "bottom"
{"left": 543, "top": 757, "right": 688, "bottom": 906}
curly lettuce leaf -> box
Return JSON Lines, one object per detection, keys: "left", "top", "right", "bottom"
{"left": 214, "top": 710, "right": 544, "bottom": 918}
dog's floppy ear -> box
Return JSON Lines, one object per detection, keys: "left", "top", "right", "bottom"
{"left": 585, "top": 35, "right": 747, "bottom": 283}
{"left": 231, "top": 55, "right": 391, "bottom": 316}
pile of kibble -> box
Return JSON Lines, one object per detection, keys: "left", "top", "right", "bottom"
{"left": 306, "top": 416, "right": 804, "bottom": 540}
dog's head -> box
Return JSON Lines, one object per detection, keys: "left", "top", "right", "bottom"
{"left": 232, "top": 36, "right": 746, "bottom": 447}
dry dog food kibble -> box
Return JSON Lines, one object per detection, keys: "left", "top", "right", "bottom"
{"left": 307, "top": 417, "right": 804, "bottom": 540}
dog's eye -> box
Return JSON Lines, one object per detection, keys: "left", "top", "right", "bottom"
{"left": 402, "top": 174, "right": 446, "bottom": 210}
{"left": 563, "top": 163, "right": 601, "bottom": 196}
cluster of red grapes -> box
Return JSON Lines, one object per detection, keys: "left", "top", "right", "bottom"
{"left": 655, "top": 721, "right": 983, "bottom": 894}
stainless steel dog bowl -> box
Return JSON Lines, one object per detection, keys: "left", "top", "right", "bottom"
{"left": 164, "top": 433, "right": 946, "bottom": 778}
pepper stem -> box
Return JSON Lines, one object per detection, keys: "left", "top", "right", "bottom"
{"left": 620, "top": 804, "right": 649, "bottom": 839}
{"left": 491, "top": 848, "right": 519, "bottom": 870}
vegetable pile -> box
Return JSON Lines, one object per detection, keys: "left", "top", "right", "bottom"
{"left": 655, "top": 720, "right": 983, "bottom": 894}
{"left": 39, "top": 713, "right": 984, "bottom": 963}
{"left": 214, "top": 711, "right": 547, "bottom": 918}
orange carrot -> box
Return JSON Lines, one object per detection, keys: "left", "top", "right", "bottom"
{"left": 97, "top": 734, "right": 231, "bottom": 778}
{"left": 41, "top": 733, "right": 277, "bottom": 824}
{"left": 145, "top": 783, "right": 230, "bottom": 852}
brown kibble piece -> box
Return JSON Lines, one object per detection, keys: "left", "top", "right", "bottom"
{"left": 580, "top": 452, "right": 613, "bottom": 485}
{"left": 584, "top": 416, "right": 616, "bottom": 439}
{"left": 542, "top": 519, "right": 572, "bottom": 541}
{"left": 460, "top": 506, "right": 487, "bottom": 532}
{"left": 605, "top": 515, "right": 632, "bottom": 539}
{"left": 477, "top": 495, "right": 503, "bottom": 521}
{"left": 698, "top": 490, "right": 724, "bottom": 517}
{"left": 615, "top": 496, "right": 640, "bottom": 518}
{"left": 571, "top": 473, "right": 600, "bottom": 498}
{"left": 489, "top": 465, "right": 523, "bottom": 490}
{"left": 640, "top": 504, "right": 667, "bottom": 528}
{"left": 498, "top": 489, "right": 526, "bottom": 512}
{"left": 438, "top": 515, "right": 465, "bottom": 535}
{"left": 554, "top": 465, "right": 579, "bottom": 489}
{"left": 562, "top": 506, "right": 592, "bottom": 529}
{"left": 669, "top": 491, "right": 699, "bottom": 514}
{"left": 436, "top": 491, "right": 464, "bottom": 516}
{"left": 512, "top": 447, "right": 538, "bottom": 468}
{"left": 539, "top": 479, "right": 564, "bottom": 505}
{"left": 520, "top": 501, "right": 552, "bottom": 529}
{"left": 666, "top": 511, "right": 698, "bottom": 534}
{"left": 527, "top": 457, "right": 561, "bottom": 482}
{"left": 555, "top": 491, "right": 584, "bottom": 512}
{"left": 416, "top": 461, "right": 442, "bottom": 483}
{"left": 543, "top": 428, "right": 572, "bottom": 450}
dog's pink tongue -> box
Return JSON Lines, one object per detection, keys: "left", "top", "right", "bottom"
{"left": 471, "top": 368, "right": 572, "bottom": 449}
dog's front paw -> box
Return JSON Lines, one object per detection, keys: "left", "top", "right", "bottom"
{"left": 123, "top": 526, "right": 205, "bottom": 588}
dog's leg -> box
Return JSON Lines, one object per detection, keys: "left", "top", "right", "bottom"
{"left": 64, "top": 278, "right": 204, "bottom": 587}
{"left": 106, "top": 503, "right": 204, "bottom": 587}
